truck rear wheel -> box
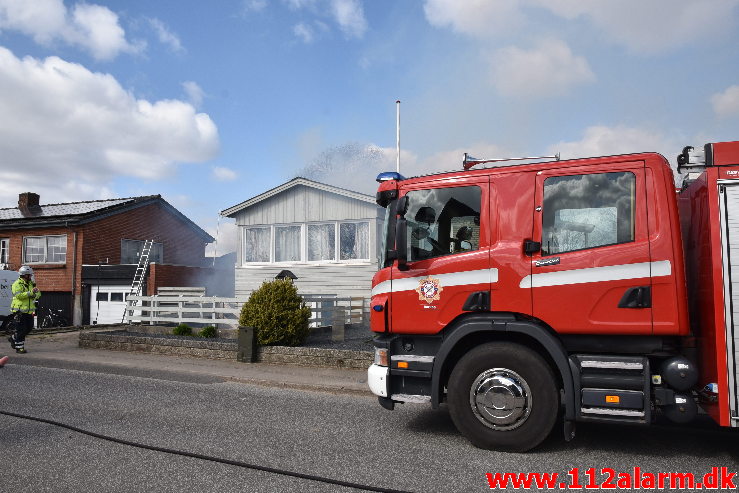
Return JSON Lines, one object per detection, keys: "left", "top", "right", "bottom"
{"left": 447, "top": 342, "right": 558, "bottom": 452}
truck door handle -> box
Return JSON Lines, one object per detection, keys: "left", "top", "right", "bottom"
{"left": 523, "top": 240, "right": 541, "bottom": 256}
{"left": 618, "top": 286, "right": 651, "bottom": 308}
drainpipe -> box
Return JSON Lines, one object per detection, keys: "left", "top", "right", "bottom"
{"left": 70, "top": 229, "right": 79, "bottom": 325}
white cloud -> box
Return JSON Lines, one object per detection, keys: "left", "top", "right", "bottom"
{"left": 423, "top": 0, "right": 739, "bottom": 54}
{"left": 535, "top": 0, "right": 739, "bottom": 54}
{"left": 212, "top": 166, "right": 238, "bottom": 182}
{"left": 285, "top": 0, "right": 317, "bottom": 10}
{"left": 293, "top": 22, "right": 314, "bottom": 43}
{"left": 0, "top": 0, "right": 142, "bottom": 60}
{"left": 330, "top": 0, "right": 366, "bottom": 38}
{"left": 424, "top": 0, "right": 523, "bottom": 38}
{"left": 182, "top": 81, "right": 204, "bottom": 107}
{"left": 282, "top": 0, "right": 367, "bottom": 42}
{"left": 242, "top": 0, "right": 267, "bottom": 13}
{"left": 0, "top": 47, "right": 219, "bottom": 205}
{"left": 548, "top": 125, "right": 679, "bottom": 165}
{"left": 711, "top": 85, "right": 739, "bottom": 118}
{"left": 491, "top": 40, "right": 595, "bottom": 99}
{"left": 147, "top": 17, "right": 183, "bottom": 53}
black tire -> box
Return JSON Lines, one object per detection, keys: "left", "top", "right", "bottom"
{"left": 447, "top": 341, "right": 558, "bottom": 452}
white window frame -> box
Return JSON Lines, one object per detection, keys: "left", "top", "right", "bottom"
{"left": 242, "top": 226, "right": 273, "bottom": 264}
{"left": 0, "top": 238, "right": 8, "bottom": 266}
{"left": 241, "top": 220, "right": 372, "bottom": 266}
{"left": 306, "top": 222, "right": 337, "bottom": 263}
{"left": 23, "top": 234, "right": 67, "bottom": 264}
{"left": 274, "top": 223, "right": 304, "bottom": 264}
{"left": 338, "top": 220, "right": 371, "bottom": 263}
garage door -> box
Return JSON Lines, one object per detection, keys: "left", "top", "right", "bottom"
{"left": 90, "top": 285, "right": 130, "bottom": 324}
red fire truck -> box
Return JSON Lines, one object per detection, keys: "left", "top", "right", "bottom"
{"left": 367, "top": 141, "right": 739, "bottom": 451}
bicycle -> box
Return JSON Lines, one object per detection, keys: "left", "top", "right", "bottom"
{"left": 37, "top": 307, "right": 70, "bottom": 329}
{"left": 0, "top": 314, "right": 14, "bottom": 336}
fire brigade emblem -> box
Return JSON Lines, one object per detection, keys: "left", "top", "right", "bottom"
{"left": 416, "top": 277, "right": 443, "bottom": 304}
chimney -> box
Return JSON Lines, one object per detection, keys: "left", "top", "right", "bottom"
{"left": 18, "top": 192, "right": 40, "bottom": 209}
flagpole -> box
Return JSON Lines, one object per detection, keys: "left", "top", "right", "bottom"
{"left": 396, "top": 100, "right": 401, "bottom": 173}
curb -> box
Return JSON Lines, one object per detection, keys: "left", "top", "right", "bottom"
{"left": 79, "top": 330, "right": 373, "bottom": 370}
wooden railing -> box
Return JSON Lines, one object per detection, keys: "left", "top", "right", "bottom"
{"left": 124, "top": 294, "right": 369, "bottom": 329}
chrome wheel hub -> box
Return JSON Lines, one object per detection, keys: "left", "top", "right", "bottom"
{"left": 469, "top": 368, "right": 531, "bottom": 430}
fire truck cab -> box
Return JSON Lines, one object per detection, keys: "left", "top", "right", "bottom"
{"left": 368, "top": 141, "right": 739, "bottom": 451}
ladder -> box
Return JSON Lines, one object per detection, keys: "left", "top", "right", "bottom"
{"left": 122, "top": 239, "right": 154, "bottom": 323}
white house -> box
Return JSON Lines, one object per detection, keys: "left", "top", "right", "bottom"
{"left": 221, "top": 177, "right": 383, "bottom": 299}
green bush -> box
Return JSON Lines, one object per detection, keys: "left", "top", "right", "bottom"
{"left": 239, "top": 279, "right": 311, "bottom": 346}
{"left": 198, "top": 325, "right": 218, "bottom": 338}
{"left": 173, "top": 323, "right": 192, "bottom": 336}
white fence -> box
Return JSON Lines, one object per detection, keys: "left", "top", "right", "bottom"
{"left": 301, "top": 295, "right": 369, "bottom": 328}
{"left": 124, "top": 294, "right": 369, "bottom": 328}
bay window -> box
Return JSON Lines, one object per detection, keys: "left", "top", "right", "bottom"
{"left": 243, "top": 220, "right": 370, "bottom": 264}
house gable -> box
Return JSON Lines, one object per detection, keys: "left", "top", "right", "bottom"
{"left": 230, "top": 183, "right": 379, "bottom": 226}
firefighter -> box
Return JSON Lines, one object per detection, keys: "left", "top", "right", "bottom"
{"left": 8, "top": 265, "right": 41, "bottom": 354}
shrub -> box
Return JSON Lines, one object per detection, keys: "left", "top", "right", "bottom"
{"left": 239, "top": 279, "right": 311, "bottom": 346}
{"left": 173, "top": 323, "right": 192, "bottom": 336}
{"left": 198, "top": 325, "right": 218, "bottom": 338}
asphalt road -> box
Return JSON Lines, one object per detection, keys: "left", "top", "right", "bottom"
{"left": 2, "top": 362, "right": 739, "bottom": 492}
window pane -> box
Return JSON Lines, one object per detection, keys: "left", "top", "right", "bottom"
{"left": 110, "top": 292, "right": 124, "bottom": 302}
{"left": 96, "top": 292, "right": 108, "bottom": 302}
{"left": 542, "top": 172, "right": 635, "bottom": 255}
{"left": 275, "top": 225, "right": 301, "bottom": 262}
{"left": 340, "top": 222, "right": 369, "bottom": 260}
{"left": 121, "top": 240, "right": 137, "bottom": 264}
{"left": 308, "top": 224, "right": 335, "bottom": 261}
{"left": 150, "top": 243, "right": 164, "bottom": 263}
{"left": 244, "top": 228, "right": 270, "bottom": 262}
{"left": 47, "top": 236, "right": 66, "bottom": 263}
{"left": 404, "top": 186, "right": 481, "bottom": 262}
{"left": 122, "top": 240, "right": 163, "bottom": 264}
{"left": 25, "top": 237, "right": 45, "bottom": 263}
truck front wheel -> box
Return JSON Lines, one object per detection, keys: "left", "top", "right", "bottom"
{"left": 447, "top": 342, "right": 558, "bottom": 452}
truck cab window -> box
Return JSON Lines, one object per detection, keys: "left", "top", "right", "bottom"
{"left": 404, "top": 186, "right": 481, "bottom": 262}
{"left": 542, "top": 171, "right": 635, "bottom": 255}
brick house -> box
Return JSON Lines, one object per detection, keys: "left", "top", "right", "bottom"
{"left": 0, "top": 192, "right": 214, "bottom": 325}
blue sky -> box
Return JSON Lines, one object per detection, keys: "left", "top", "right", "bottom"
{"left": 1, "top": 0, "right": 739, "bottom": 255}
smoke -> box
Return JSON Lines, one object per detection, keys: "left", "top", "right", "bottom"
{"left": 295, "top": 142, "right": 393, "bottom": 194}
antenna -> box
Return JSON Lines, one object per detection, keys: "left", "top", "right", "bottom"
{"left": 396, "top": 100, "right": 401, "bottom": 173}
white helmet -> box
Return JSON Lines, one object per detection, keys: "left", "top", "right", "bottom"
{"left": 18, "top": 265, "right": 33, "bottom": 276}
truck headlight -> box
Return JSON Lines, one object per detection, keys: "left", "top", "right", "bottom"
{"left": 374, "top": 348, "right": 389, "bottom": 367}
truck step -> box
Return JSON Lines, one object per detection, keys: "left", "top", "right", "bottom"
{"left": 581, "top": 407, "right": 645, "bottom": 418}
{"left": 571, "top": 354, "right": 651, "bottom": 424}
{"left": 391, "top": 394, "right": 432, "bottom": 404}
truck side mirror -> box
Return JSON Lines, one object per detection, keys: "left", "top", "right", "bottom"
{"left": 395, "top": 217, "right": 409, "bottom": 271}
{"left": 397, "top": 195, "right": 409, "bottom": 217}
